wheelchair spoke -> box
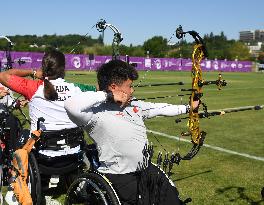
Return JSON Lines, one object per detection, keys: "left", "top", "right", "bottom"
{"left": 65, "top": 172, "right": 121, "bottom": 205}
{"left": 67, "top": 178, "right": 109, "bottom": 205}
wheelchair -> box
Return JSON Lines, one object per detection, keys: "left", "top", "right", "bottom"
{"left": 0, "top": 110, "right": 87, "bottom": 205}
{"left": 65, "top": 145, "right": 192, "bottom": 205}
{"left": 0, "top": 106, "right": 38, "bottom": 204}
{"left": 24, "top": 126, "right": 88, "bottom": 205}
{"left": 0, "top": 109, "right": 24, "bottom": 186}
{"left": 23, "top": 126, "right": 120, "bottom": 205}
{"left": 0, "top": 111, "right": 16, "bottom": 188}
{"left": 23, "top": 133, "right": 121, "bottom": 205}
{"left": 64, "top": 143, "right": 121, "bottom": 205}
{"left": 0, "top": 110, "right": 120, "bottom": 205}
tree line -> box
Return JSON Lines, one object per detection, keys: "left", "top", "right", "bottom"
{"left": 0, "top": 32, "right": 257, "bottom": 61}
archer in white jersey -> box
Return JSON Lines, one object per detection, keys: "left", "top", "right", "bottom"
{"left": 0, "top": 49, "right": 96, "bottom": 157}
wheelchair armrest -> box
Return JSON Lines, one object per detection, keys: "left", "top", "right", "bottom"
{"left": 84, "top": 143, "right": 100, "bottom": 170}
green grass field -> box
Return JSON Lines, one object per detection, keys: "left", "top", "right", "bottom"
{"left": 15, "top": 70, "right": 264, "bottom": 204}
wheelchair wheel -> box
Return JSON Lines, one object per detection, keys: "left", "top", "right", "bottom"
{"left": 65, "top": 171, "right": 121, "bottom": 205}
{"left": 28, "top": 152, "right": 42, "bottom": 205}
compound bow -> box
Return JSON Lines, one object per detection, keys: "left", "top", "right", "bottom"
{"left": 96, "top": 19, "right": 123, "bottom": 60}
{"left": 167, "top": 25, "right": 227, "bottom": 166}
{"left": 0, "top": 35, "right": 15, "bottom": 70}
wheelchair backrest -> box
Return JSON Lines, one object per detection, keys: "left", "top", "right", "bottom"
{"left": 35, "top": 127, "right": 84, "bottom": 151}
{"left": 32, "top": 127, "right": 85, "bottom": 175}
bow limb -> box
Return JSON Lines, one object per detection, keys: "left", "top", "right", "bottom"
{"left": 0, "top": 35, "right": 14, "bottom": 45}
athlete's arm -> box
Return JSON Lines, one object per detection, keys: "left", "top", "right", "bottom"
{"left": 64, "top": 91, "right": 107, "bottom": 126}
{"left": 132, "top": 101, "right": 188, "bottom": 119}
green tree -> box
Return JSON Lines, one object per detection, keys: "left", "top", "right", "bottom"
{"left": 167, "top": 40, "right": 193, "bottom": 58}
{"left": 0, "top": 33, "right": 252, "bottom": 61}
{"left": 257, "top": 52, "right": 264, "bottom": 63}
{"left": 143, "top": 36, "right": 168, "bottom": 57}
{"left": 226, "top": 41, "right": 250, "bottom": 60}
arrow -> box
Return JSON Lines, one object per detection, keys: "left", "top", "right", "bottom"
{"left": 175, "top": 105, "right": 263, "bottom": 123}
{"left": 136, "top": 82, "right": 184, "bottom": 88}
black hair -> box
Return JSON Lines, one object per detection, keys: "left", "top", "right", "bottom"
{"left": 97, "top": 60, "right": 138, "bottom": 91}
{"left": 42, "top": 48, "right": 65, "bottom": 100}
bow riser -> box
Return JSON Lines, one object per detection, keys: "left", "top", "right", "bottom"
{"left": 188, "top": 44, "right": 206, "bottom": 145}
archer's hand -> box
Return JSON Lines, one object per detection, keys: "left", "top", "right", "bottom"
{"left": 112, "top": 90, "right": 130, "bottom": 107}
{"left": 19, "top": 99, "right": 29, "bottom": 107}
{"left": 192, "top": 100, "right": 200, "bottom": 110}
{"left": 0, "top": 89, "right": 9, "bottom": 98}
{"left": 15, "top": 99, "right": 29, "bottom": 109}
{"left": 35, "top": 70, "right": 43, "bottom": 79}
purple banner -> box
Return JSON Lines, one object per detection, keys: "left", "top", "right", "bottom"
{"left": 0, "top": 51, "right": 252, "bottom": 72}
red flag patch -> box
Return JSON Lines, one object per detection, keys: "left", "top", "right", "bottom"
{"left": 133, "top": 106, "right": 139, "bottom": 113}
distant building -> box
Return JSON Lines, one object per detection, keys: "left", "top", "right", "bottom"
{"left": 239, "top": 29, "right": 264, "bottom": 58}
{"left": 248, "top": 42, "right": 262, "bottom": 57}
{"left": 254, "top": 30, "right": 264, "bottom": 42}
{"left": 239, "top": 29, "right": 264, "bottom": 42}
{"left": 239, "top": 30, "right": 254, "bottom": 42}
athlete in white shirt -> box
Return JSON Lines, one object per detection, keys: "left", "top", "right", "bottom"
{"left": 0, "top": 49, "right": 96, "bottom": 155}
{"left": 0, "top": 49, "right": 97, "bottom": 204}
{"left": 65, "top": 59, "right": 198, "bottom": 204}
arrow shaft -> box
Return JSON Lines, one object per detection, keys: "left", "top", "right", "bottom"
{"left": 133, "top": 94, "right": 190, "bottom": 101}
{"left": 199, "top": 105, "right": 263, "bottom": 118}
{"left": 136, "top": 82, "right": 184, "bottom": 88}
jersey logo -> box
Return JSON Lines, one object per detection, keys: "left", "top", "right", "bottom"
{"left": 116, "top": 112, "right": 125, "bottom": 117}
{"left": 55, "top": 85, "right": 70, "bottom": 94}
{"left": 133, "top": 106, "right": 139, "bottom": 113}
